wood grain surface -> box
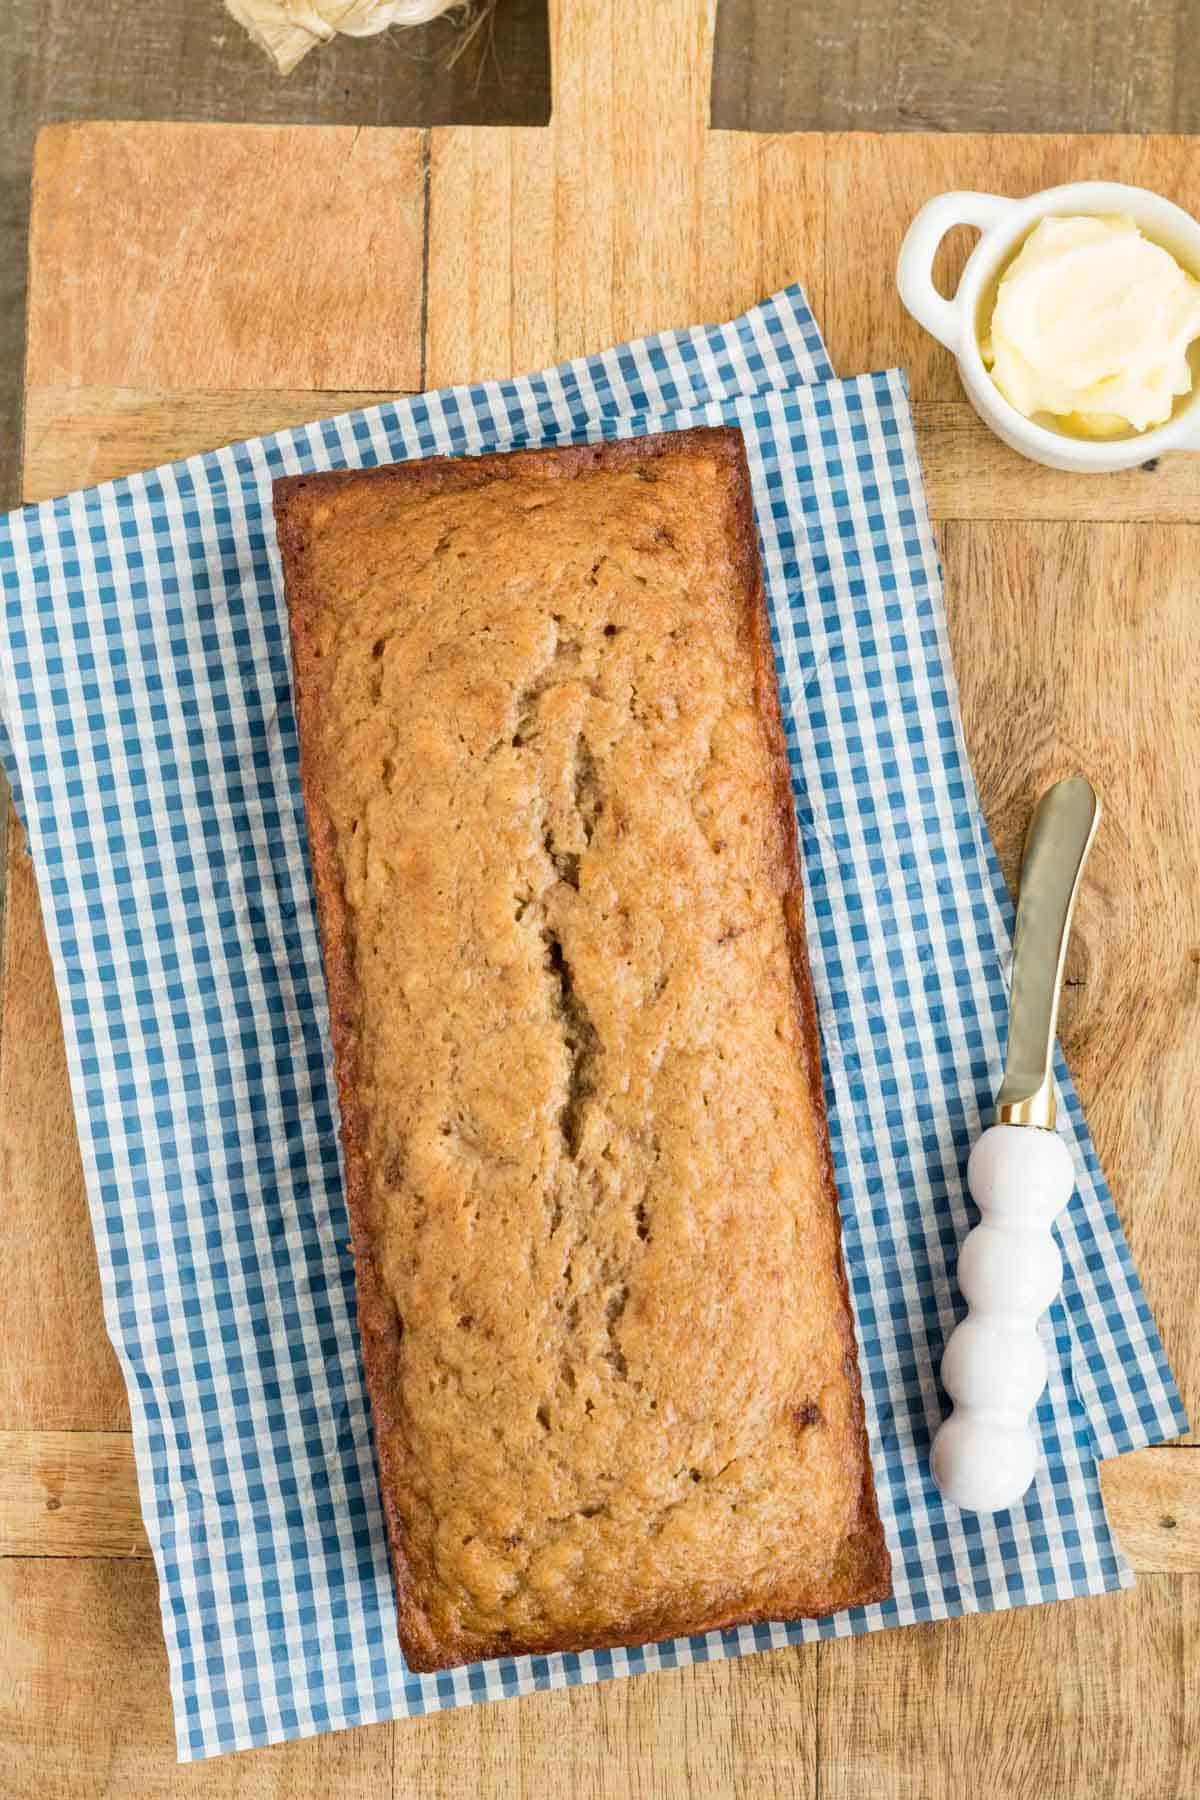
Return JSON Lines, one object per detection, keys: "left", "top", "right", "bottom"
{"left": 2, "top": 0, "right": 1198, "bottom": 1793}
{"left": 26, "top": 124, "right": 427, "bottom": 393}
{"left": 711, "top": 0, "right": 1200, "bottom": 133}
{"left": 819, "top": 1576, "right": 1197, "bottom": 1800}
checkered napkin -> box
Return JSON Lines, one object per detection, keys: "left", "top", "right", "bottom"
{"left": 0, "top": 286, "right": 1185, "bottom": 1760}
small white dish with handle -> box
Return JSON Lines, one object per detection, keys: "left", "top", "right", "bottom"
{"left": 896, "top": 180, "right": 1200, "bottom": 473}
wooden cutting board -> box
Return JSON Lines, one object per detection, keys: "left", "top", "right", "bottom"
{"left": 3, "top": 2, "right": 1198, "bottom": 1793}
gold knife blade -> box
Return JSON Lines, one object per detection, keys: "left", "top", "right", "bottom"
{"left": 994, "top": 776, "right": 1101, "bottom": 1131}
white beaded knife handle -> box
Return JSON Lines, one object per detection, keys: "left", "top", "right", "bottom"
{"left": 931, "top": 777, "right": 1101, "bottom": 1513}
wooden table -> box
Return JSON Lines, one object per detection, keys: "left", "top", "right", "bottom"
{"left": 2, "top": 3, "right": 1198, "bottom": 1793}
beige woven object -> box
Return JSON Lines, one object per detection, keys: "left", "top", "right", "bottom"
{"left": 225, "top": 0, "right": 463, "bottom": 75}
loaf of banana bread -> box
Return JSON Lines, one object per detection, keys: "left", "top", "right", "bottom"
{"left": 274, "top": 428, "right": 890, "bottom": 1672}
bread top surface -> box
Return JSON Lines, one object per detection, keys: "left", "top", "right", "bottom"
{"left": 276, "top": 431, "right": 889, "bottom": 1670}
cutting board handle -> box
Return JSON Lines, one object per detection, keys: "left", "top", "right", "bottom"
{"left": 549, "top": 0, "right": 718, "bottom": 142}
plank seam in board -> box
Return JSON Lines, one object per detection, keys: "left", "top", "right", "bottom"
{"left": 0, "top": 1555, "right": 146, "bottom": 1563}
{"left": 419, "top": 129, "right": 432, "bottom": 392}
{"left": 19, "top": 392, "right": 1200, "bottom": 523}
{"left": 814, "top": 1635, "right": 824, "bottom": 1800}
{"left": 3, "top": 1432, "right": 1197, "bottom": 1566}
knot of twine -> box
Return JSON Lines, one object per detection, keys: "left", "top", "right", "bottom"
{"left": 225, "top": 0, "right": 482, "bottom": 76}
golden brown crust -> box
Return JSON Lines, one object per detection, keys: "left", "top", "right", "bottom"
{"left": 275, "top": 428, "right": 890, "bottom": 1673}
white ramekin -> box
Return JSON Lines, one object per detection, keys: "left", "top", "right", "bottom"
{"left": 896, "top": 180, "right": 1200, "bottom": 473}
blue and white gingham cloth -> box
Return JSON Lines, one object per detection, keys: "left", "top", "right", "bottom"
{"left": 0, "top": 286, "right": 1185, "bottom": 1760}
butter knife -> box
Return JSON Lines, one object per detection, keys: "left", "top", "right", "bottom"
{"left": 930, "top": 776, "right": 1101, "bottom": 1513}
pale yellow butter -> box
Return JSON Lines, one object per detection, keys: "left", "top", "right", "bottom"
{"left": 982, "top": 214, "right": 1200, "bottom": 437}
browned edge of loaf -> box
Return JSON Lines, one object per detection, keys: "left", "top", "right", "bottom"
{"left": 273, "top": 427, "right": 892, "bottom": 1672}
